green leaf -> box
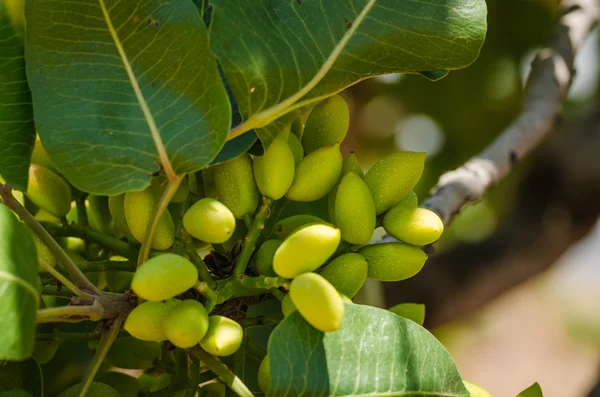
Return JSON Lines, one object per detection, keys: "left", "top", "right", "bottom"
{"left": 57, "top": 382, "right": 119, "bottom": 397}
{"left": 268, "top": 303, "right": 468, "bottom": 397}
{"left": 25, "top": 0, "right": 231, "bottom": 195}
{"left": 0, "top": 0, "right": 35, "bottom": 191}
{"left": 211, "top": 0, "right": 487, "bottom": 145}
{"left": 517, "top": 383, "right": 543, "bottom": 397}
{"left": 0, "top": 358, "right": 43, "bottom": 397}
{"left": 0, "top": 205, "right": 39, "bottom": 361}
{"left": 224, "top": 338, "right": 266, "bottom": 396}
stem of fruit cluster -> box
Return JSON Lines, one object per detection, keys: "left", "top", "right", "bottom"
{"left": 77, "top": 317, "right": 122, "bottom": 397}
{"left": 258, "top": 198, "right": 287, "bottom": 244}
{"left": 195, "top": 281, "right": 219, "bottom": 312}
{"left": 37, "top": 301, "right": 104, "bottom": 323}
{"left": 189, "top": 348, "right": 256, "bottom": 397}
{"left": 0, "top": 184, "right": 100, "bottom": 294}
{"left": 233, "top": 197, "right": 272, "bottom": 276}
{"left": 183, "top": 231, "right": 216, "bottom": 289}
{"left": 42, "top": 222, "right": 138, "bottom": 260}
{"left": 138, "top": 175, "right": 184, "bottom": 267}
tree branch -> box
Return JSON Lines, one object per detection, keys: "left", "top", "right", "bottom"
{"left": 421, "top": 0, "right": 599, "bottom": 226}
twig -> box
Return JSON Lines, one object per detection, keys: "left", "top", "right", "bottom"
{"left": 420, "top": 0, "right": 599, "bottom": 226}
{"left": 233, "top": 197, "right": 272, "bottom": 276}
{"left": 183, "top": 231, "right": 216, "bottom": 289}
{"left": 37, "top": 301, "right": 104, "bottom": 323}
{"left": 190, "top": 347, "right": 255, "bottom": 397}
{"left": 0, "top": 185, "right": 100, "bottom": 294}
{"left": 138, "top": 175, "right": 183, "bottom": 267}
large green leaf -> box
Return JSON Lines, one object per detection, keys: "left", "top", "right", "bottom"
{"left": 0, "top": 0, "right": 35, "bottom": 191}
{"left": 0, "top": 204, "right": 39, "bottom": 361}
{"left": 210, "top": 0, "right": 487, "bottom": 146}
{"left": 267, "top": 303, "right": 468, "bottom": 397}
{"left": 25, "top": 0, "right": 231, "bottom": 195}
{"left": 0, "top": 358, "right": 43, "bottom": 396}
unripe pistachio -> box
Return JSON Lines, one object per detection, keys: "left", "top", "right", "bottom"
{"left": 463, "top": 380, "right": 492, "bottom": 397}
{"left": 273, "top": 214, "right": 325, "bottom": 240}
{"left": 31, "top": 136, "right": 59, "bottom": 174}
{"left": 364, "top": 152, "right": 425, "bottom": 214}
{"left": 162, "top": 300, "right": 209, "bottom": 348}
{"left": 124, "top": 187, "right": 175, "bottom": 250}
{"left": 358, "top": 243, "right": 427, "bottom": 282}
{"left": 290, "top": 115, "right": 305, "bottom": 139}
{"left": 27, "top": 227, "right": 57, "bottom": 272}
{"left": 199, "top": 316, "right": 243, "bottom": 356}
{"left": 302, "top": 95, "right": 349, "bottom": 154}
{"left": 258, "top": 355, "right": 270, "bottom": 393}
{"left": 124, "top": 301, "right": 172, "bottom": 341}
{"left": 286, "top": 144, "right": 342, "bottom": 202}
{"left": 26, "top": 164, "right": 72, "bottom": 217}
{"left": 383, "top": 205, "right": 444, "bottom": 245}
{"left": 281, "top": 293, "right": 297, "bottom": 317}
{"left": 34, "top": 209, "right": 60, "bottom": 224}
{"left": 253, "top": 135, "right": 295, "bottom": 200}
{"left": 334, "top": 173, "right": 376, "bottom": 244}
{"left": 273, "top": 224, "right": 340, "bottom": 279}
{"left": 213, "top": 154, "right": 259, "bottom": 218}
{"left": 388, "top": 303, "right": 425, "bottom": 326}
{"left": 221, "top": 218, "right": 247, "bottom": 252}
{"left": 341, "top": 153, "right": 364, "bottom": 178}
{"left": 105, "top": 336, "right": 162, "bottom": 369}
{"left": 287, "top": 133, "right": 304, "bottom": 164}
{"left": 319, "top": 253, "right": 368, "bottom": 298}
{"left": 86, "top": 194, "right": 112, "bottom": 234}
{"left": 328, "top": 153, "right": 365, "bottom": 222}
{"left": 131, "top": 254, "right": 198, "bottom": 301}
{"left": 183, "top": 198, "right": 236, "bottom": 243}
{"left": 290, "top": 272, "right": 344, "bottom": 332}
{"left": 108, "top": 194, "right": 136, "bottom": 241}
{"left": 254, "top": 239, "right": 282, "bottom": 277}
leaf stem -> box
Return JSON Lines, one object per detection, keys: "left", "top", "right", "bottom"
{"left": 0, "top": 184, "right": 100, "bottom": 294}
{"left": 233, "top": 197, "right": 271, "bottom": 276}
{"left": 138, "top": 175, "right": 183, "bottom": 267}
{"left": 75, "top": 195, "right": 88, "bottom": 227}
{"left": 40, "top": 262, "right": 90, "bottom": 300}
{"left": 37, "top": 301, "right": 104, "bottom": 323}
{"left": 78, "top": 317, "right": 122, "bottom": 397}
{"left": 189, "top": 347, "right": 255, "bottom": 397}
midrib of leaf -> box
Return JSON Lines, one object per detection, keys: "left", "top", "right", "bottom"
{"left": 227, "top": 0, "right": 377, "bottom": 141}
{"left": 97, "top": 0, "right": 177, "bottom": 181}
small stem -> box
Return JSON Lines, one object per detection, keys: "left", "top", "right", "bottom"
{"left": 195, "top": 282, "right": 218, "bottom": 312}
{"left": 0, "top": 185, "right": 100, "bottom": 294}
{"left": 41, "top": 285, "right": 75, "bottom": 299}
{"left": 78, "top": 318, "right": 122, "bottom": 397}
{"left": 37, "top": 301, "right": 104, "bottom": 323}
{"left": 40, "top": 262, "right": 91, "bottom": 300}
{"left": 42, "top": 222, "right": 138, "bottom": 261}
{"left": 243, "top": 214, "right": 252, "bottom": 229}
{"left": 75, "top": 195, "right": 88, "bottom": 226}
{"left": 270, "top": 289, "right": 285, "bottom": 301}
{"left": 183, "top": 232, "right": 216, "bottom": 289}
{"left": 190, "top": 348, "right": 255, "bottom": 397}
{"left": 233, "top": 197, "right": 272, "bottom": 276}
{"left": 138, "top": 175, "right": 183, "bottom": 267}
{"left": 184, "top": 359, "right": 201, "bottom": 397}
{"left": 259, "top": 198, "right": 287, "bottom": 244}
{"left": 36, "top": 330, "right": 128, "bottom": 343}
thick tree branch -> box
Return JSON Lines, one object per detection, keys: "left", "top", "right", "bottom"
{"left": 421, "top": 0, "right": 599, "bottom": 225}
{"left": 384, "top": 105, "right": 600, "bottom": 327}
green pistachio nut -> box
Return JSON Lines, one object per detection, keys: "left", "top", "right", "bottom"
{"left": 463, "top": 380, "right": 492, "bottom": 397}
{"left": 273, "top": 214, "right": 325, "bottom": 240}
{"left": 96, "top": 372, "right": 140, "bottom": 397}
{"left": 319, "top": 253, "right": 368, "bottom": 298}
{"left": 183, "top": 198, "right": 236, "bottom": 243}
{"left": 301, "top": 95, "right": 349, "bottom": 154}
{"left": 286, "top": 144, "right": 342, "bottom": 202}
{"left": 86, "top": 194, "right": 112, "bottom": 234}
{"left": 287, "top": 133, "right": 304, "bottom": 164}
{"left": 290, "top": 272, "right": 344, "bottom": 332}
{"left": 162, "top": 300, "right": 210, "bottom": 348}
{"left": 253, "top": 135, "right": 295, "bottom": 200}
{"left": 334, "top": 173, "right": 376, "bottom": 244}
{"left": 31, "top": 136, "right": 59, "bottom": 174}
{"left": 124, "top": 187, "right": 175, "bottom": 250}
{"left": 328, "top": 153, "right": 365, "bottom": 222}
{"left": 199, "top": 316, "right": 244, "bottom": 357}
{"left": 383, "top": 205, "right": 444, "bottom": 245}
{"left": 364, "top": 152, "right": 426, "bottom": 214}
{"left": 26, "top": 164, "right": 72, "bottom": 217}
{"left": 281, "top": 293, "right": 297, "bottom": 317}
{"left": 290, "top": 115, "right": 305, "bottom": 139}
{"left": 124, "top": 301, "right": 172, "bottom": 341}
{"left": 213, "top": 154, "right": 259, "bottom": 218}
{"left": 254, "top": 239, "right": 282, "bottom": 277}
{"left": 131, "top": 254, "right": 198, "bottom": 301}
{"left": 358, "top": 243, "right": 427, "bottom": 282}
{"left": 106, "top": 336, "right": 162, "bottom": 369}
{"left": 341, "top": 153, "right": 364, "bottom": 178}
{"left": 258, "top": 355, "right": 270, "bottom": 393}
{"left": 273, "top": 224, "right": 341, "bottom": 279}
{"left": 388, "top": 303, "right": 425, "bottom": 326}
{"left": 108, "top": 194, "right": 136, "bottom": 241}
{"left": 27, "top": 227, "right": 57, "bottom": 272}
{"left": 221, "top": 218, "right": 247, "bottom": 252}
